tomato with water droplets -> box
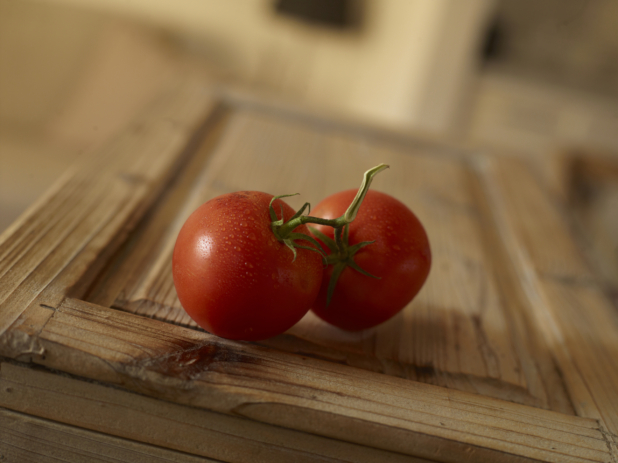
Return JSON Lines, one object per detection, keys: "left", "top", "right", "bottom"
{"left": 310, "top": 189, "right": 431, "bottom": 331}
{"left": 172, "top": 191, "right": 323, "bottom": 341}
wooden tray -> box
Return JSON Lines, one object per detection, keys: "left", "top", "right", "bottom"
{"left": 1, "top": 77, "right": 617, "bottom": 462}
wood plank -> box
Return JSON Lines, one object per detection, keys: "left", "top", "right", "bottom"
{"left": 567, "top": 153, "right": 618, "bottom": 295}
{"left": 475, "top": 155, "right": 618, "bottom": 449}
{"left": 82, "top": 103, "right": 233, "bottom": 322}
{"left": 0, "top": 362, "right": 433, "bottom": 463}
{"left": 1, "top": 75, "right": 617, "bottom": 462}
{"left": 0, "top": 407, "right": 217, "bottom": 463}
{"left": 97, "top": 107, "right": 572, "bottom": 411}
{"left": 3, "top": 297, "right": 610, "bottom": 463}
{"left": 0, "top": 78, "right": 219, "bottom": 336}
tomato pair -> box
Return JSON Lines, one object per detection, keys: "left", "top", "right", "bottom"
{"left": 173, "top": 171, "right": 431, "bottom": 341}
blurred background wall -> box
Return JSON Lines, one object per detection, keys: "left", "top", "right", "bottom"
{"left": 5, "top": 0, "right": 494, "bottom": 131}
{"left": 1, "top": 0, "right": 617, "bottom": 232}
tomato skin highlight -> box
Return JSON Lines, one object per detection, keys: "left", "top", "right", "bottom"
{"left": 310, "top": 189, "right": 431, "bottom": 331}
{"left": 172, "top": 191, "right": 323, "bottom": 341}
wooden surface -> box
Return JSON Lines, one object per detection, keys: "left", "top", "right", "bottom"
{"left": 1, "top": 77, "right": 617, "bottom": 462}
{"left": 1, "top": 300, "right": 612, "bottom": 463}
{"left": 1, "top": 362, "right": 425, "bottom": 463}
{"left": 568, "top": 152, "right": 618, "bottom": 299}
{"left": 0, "top": 407, "right": 217, "bottom": 463}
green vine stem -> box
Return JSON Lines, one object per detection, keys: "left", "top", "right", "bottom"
{"left": 270, "top": 164, "right": 389, "bottom": 263}
{"left": 309, "top": 224, "right": 379, "bottom": 305}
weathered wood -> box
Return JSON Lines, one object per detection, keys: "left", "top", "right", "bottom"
{"left": 1, "top": 298, "right": 609, "bottom": 463}
{"left": 0, "top": 77, "right": 219, "bottom": 335}
{"left": 567, "top": 152, "right": 618, "bottom": 293}
{"left": 0, "top": 407, "right": 217, "bottom": 463}
{"left": 0, "top": 362, "right": 429, "bottom": 463}
{"left": 1, "top": 76, "right": 618, "bottom": 462}
{"left": 476, "top": 155, "right": 618, "bottom": 445}
{"left": 84, "top": 108, "right": 574, "bottom": 412}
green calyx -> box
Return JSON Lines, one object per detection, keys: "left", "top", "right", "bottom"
{"left": 269, "top": 194, "right": 326, "bottom": 262}
{"left": 270, "top": 164, "right": 388, "bottom": 303}
{"left": 309, "top": 225, "right": 380, "bottom": 306}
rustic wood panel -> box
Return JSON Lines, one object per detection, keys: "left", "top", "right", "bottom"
{"left": 0, "top": 362, "right": 427, "bottom": 463}
{"left": 1, "top": 77, "right": 617, "bottom": 462}
{"left": 0, "top": 407, "right": 217, "bottom": 463}
{"left": 567, "top": 153, "right": 618, "bottom": 299}
{"left": 81, "top": 107, "right": 574, "bottom": 412}
{"left": 0, "top": 78, "right": 218, "bottom": 337}
{"left": 476, "top": 155, "right": 618, "bottom": 444}
{"left": 3, "top": 300, "right": 612, "bottom": 463}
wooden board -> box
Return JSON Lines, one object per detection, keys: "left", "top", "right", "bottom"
{"left": 0, "top": 406, "right": 218, "bottom": 463}
{"left": 1, "top": 77, "right": 617, "bottom": 462}
{"left": 0, "top": 363, "right": 425, "bottom": 463}
{"left": 567, "top": 151, "right": 618, "bottom": 298}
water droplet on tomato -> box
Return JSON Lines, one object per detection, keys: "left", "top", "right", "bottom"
{"left": 249, "top": 233, "right": 256, "bottom": 240}
{"left": 240, "top": 222, "right": 247, "bottom": 227}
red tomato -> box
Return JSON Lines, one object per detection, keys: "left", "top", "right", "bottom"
{"left": 310, "top": 189, "right": 431, "bottom": 331}
{"left": 172, "top": 191, "right": 323, "bottom": 341}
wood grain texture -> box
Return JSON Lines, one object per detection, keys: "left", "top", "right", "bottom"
{"left": 86, "top": 108, "right": 574, "bottom": 412}
{"left": 476, "top": 155, "right": 618, "bottom": 448}
{"left": 0, "top": 407, "right": 217, "bottom": 463}
{"left": 568, "top": 153, "right": 618, "bottom": 299}
{"left": 0, "top": 77, "right": 218, "bottom": 337}
{"left": 1, "top": 78, "right": 618, "bottom": 462}
{"left": 0, "top": 363, "right": 429, "bottom": 463}
{"left": 2, "top": 298, "right": 610, "bottom": 463}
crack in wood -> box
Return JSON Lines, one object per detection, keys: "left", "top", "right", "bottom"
{"left": 597, "top": 422, "right": 618, "bottom": 463}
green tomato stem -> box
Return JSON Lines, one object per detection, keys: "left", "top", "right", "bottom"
{"left": 334, "top": 226, "right": 345, "bottom": 259}
{"left": 274, "top": 164, "right": 389, "bottom": 239}
{"left": 343, "top": 164, "right": 389, "bottom": 222}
